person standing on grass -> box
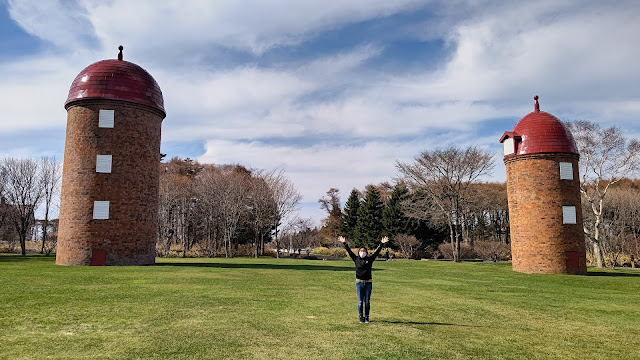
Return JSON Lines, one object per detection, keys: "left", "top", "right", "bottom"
{"left": 338, "top": 235, "right": 389, "bottom": 323}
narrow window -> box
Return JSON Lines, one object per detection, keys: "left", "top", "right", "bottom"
{"left": 562, "top": 206, "right": 577, "bottom": 224}
{"left": 559, "top": 162, "right": 573, "bottom": 180}
{"left": 93, "top": 201, "right": 110, "bottom": 220}
{"left": 503, "top": 138, "right": 514, "bottom": 155}
{"left": 98, "top": 110, "right": 114, "bottom": 128}
{"left": 96, "top": 155, "right": 112, "bottom": 173}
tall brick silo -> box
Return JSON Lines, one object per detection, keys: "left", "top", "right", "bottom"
{"left": 56, "top": 46, "right": 165, "bottom": 266}
{"left": 499, "top": 96, "right": 586, "bottom": 275}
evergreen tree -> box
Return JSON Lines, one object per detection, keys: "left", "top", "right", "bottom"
{"left": 354, "top": 186, "right": 384, "bottom": 248}
{"left": 340, "top": 189, "right": 360, "bottom": 241}
{"left": 382, "top": 184, "right": 412, "bottom": 243}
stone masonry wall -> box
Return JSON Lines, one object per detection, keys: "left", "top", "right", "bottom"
{"left": 505, "top": 153, "right": 587, "bottom": 275}
{"left": 56, "top": 100, "right": 163, "bottom": 265}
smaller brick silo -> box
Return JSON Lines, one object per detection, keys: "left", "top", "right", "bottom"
{"left": 499, "top": 96, "right": 586, "bottom": 275}
{"left": 56, "top": 46, "right": 165, "bottom": 266}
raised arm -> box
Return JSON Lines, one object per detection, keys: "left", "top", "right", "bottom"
{"left": 338, "top": 236, "right": 357, "bottom": 260}
{"left": 371, "top": 236, "right": 389, "bottom": 259}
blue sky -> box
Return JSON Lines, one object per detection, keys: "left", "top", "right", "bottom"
{"left": 2, "top": 0, "right": 640, "bottom": 225}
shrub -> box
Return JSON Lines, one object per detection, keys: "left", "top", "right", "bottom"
{"left": 263, "top": 249, "right": 278, "bottom": 258}
{"left": 437, "top": 242, "right": 477, "bottom": 260}
{"left": 473, "top": 241, "right": 511, "bottom": 262}
{"left": 329, "top": 247, "right": 347, "bottom": 257}
{"left": 311, "top": 246, "right": 347, "bottom": 258}
{"left": 235, "top": 244, "right": 254, "bottom": 257}
{"left": 395, "top": 234, "right": 421, "bottom": 259}
{"left": 380, "top": 249, "right": 405, "bottom": 259}
{"left": 311, "top": 246, "right": 330, "bottom": 255}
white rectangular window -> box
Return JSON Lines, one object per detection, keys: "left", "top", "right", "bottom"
{"left": 562, "top": 206, "right": 577, "bottom": 224}
{"left": 559, "top": 162, "right": 573, "bottom": 180}
{"left": 98, "top": 110, "right": 114, "bottom": 128}
{"left": 503, "top": 138, "right": 515, "bottom": 155}
{"left": 96, "top": 155, "right": 112, "bottom": 173}
{"left": 93, "top": 201, "right": 110, "bottom": 220}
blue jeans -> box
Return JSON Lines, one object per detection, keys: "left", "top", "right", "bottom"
{"left": 356, "top": 281, "right": 372, "bottom": 319}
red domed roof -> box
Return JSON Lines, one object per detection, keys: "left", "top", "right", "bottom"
{"left": 500, "top": 96, "right": 577, "bottom": 157}
{"left": 65, "top": 47, "right": 165, "bottom": 116}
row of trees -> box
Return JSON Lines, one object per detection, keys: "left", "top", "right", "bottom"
{"left": 0, "top": 157, "right": 61, "bottom": 256}
{"left": 156, "top": 158, "right": 302, "bottom": 258}
{"left": 1, "top": 121, "right": 638, "bottom": 268}
{"left": 318, "top": 178, "right": 509, "bottom": 260}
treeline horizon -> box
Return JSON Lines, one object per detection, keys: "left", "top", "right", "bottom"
{"left": 2, "top": 137, "right": 640, "bottom": 268}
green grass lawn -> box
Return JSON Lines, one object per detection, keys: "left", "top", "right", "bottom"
{"left": 1, "top": 255, "right": 639, "bottom": 360}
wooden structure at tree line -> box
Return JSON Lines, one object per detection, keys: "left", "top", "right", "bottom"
{"left": 56, "top": 46, "right": 165, "bottom": 266}
{"left": 500, "top": 96, "right": 587, "bottom": 275}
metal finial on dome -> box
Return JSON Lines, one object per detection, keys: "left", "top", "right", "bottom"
{"left": 118, "top": 45, "right": 123, "bottom": 61}
{"left": 534, "top": 95, "right": 540, "bottom": 112}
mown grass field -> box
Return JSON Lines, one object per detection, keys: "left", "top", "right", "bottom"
{"left": 1, "top": 255, "right": 639, "bottom": 360}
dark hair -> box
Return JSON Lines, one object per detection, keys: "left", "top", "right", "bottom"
{"left": 359, "top": 247, "right": 367, "bottom": 253}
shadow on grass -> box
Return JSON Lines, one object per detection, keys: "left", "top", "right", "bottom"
{"left": 376, "top": 319, "right": 484, "bottom": 327}
{"left": 587, "top": 271, "right": 640, "bottom": 278}
{"left": 0, "top": 254, "right": 49, "bottom": 262}
{"left": 154, "top": 261, "right": 368, "bottom": 272}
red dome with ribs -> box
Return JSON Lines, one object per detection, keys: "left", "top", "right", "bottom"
{"left": 65, "top": 52, "right": 165, "bottom": 116}
{"left": 501, "top": 96, "right": 577, "bottom": 156}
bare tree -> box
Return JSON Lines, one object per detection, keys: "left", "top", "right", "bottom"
{"left": 0, "top": 164, "right": 7, "bottom": 242}
{"left": 156, "top": 158, "right": 304, "bottom": 259}
{"left": 593, "top": 185, "right": 640, "bottom": 267}
{"left": 265, "top": 170, "right": 302, "bottom": 258}
{"left": 158, "top": 169, "right": 180, "bottom": 257}
{"left": 157, "top": 158, "right": 205, "bottom": 257}
{"left": 2, "top": 158, "right": 44, "bottom": 256}
{"left": 395, "top": 234, "right": 420, "bottom": 259}
{"left": 39, "top": 157, "right": 61, "bottom": 255}
{"left": 396, "top": 145, "right": 494, "bottom": 262}
{"left": 567, "top": 121, "right": 640, "bottom": 268}
{"left": 195, "top": 167, "right": 222, "bottom": 258}
{"left": 247, "top": 170, "right": 277, "bottom": 257}
{"left": 288, "top": 217, "right": 314, "bottom": 254}
{"left": 210, "top": 166, "right": 250, "bottom": 258}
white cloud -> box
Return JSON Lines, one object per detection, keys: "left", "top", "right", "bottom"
{"left": 426, "top": 1, "right": 640, "bottom": 104}
{"left": 8, "top": 0, "right": 96, "bottom": 50}
{"left": 0, "top": 56, "right": 76, "bottom": 132}
{"left": 78, "top": 0, "right": 425, "bottom": 56}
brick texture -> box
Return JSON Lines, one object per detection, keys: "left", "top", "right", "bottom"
{"left": 505, "top": 153, "right": 587, "bottom": 275}
{"left": 56, "top": 100, "right": 163, "bottom": 266}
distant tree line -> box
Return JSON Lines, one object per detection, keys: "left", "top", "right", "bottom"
{"left": 2, "top": 120, "right": 639, "bottom": 268}
{"left": 156, "top": 157, "right": 302, "bottom": 258}
{"left": 0, "top": 157, "right": 61, "bottom": 256}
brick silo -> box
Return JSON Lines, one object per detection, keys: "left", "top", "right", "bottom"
{"left": 56, "top": 46, "right": 165, "bottom": 266}
{"left": 499, "top": 96, "right": 586, "bottom": 275}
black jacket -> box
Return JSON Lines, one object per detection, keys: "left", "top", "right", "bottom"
{"left": 344, "top": 242, "right": 384, "bottom": 280}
